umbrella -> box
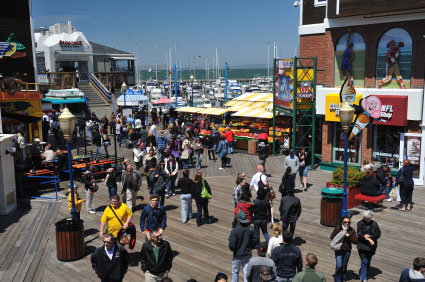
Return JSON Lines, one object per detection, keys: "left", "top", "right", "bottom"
{"left": 153, "top": 97, "right": 173, "bottom": 104}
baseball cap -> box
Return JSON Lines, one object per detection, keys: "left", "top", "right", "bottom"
{"left": 237, "top": 211, "right": 248, "bottom": 224}
{"left": 257, "top": 242, "right": 268, "bottom": 257}
{"left": 34, "top": 138, "right": 41, "bottom": 142}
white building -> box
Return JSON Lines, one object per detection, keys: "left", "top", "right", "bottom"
{"left": 34, "top": 20, "right": 93, "bottom": 81}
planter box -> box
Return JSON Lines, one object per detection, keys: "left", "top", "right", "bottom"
{"left": 326, "top": 182, "right": 362, "bottom": 209}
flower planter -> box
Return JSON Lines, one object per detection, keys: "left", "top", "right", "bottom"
{"left": 326, "top": 182, "right": 362, "bottom": 209}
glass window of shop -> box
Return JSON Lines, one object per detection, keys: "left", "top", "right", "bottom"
{"left": 332, "top": 123, "right": 362, "bottom": 165}
{"left": 372, "top": 125, "right": 404, "bottom": 171}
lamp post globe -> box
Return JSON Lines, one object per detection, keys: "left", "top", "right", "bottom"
{"left": 122, "top": 82, "right": 127, "bottom": 107}
{"left": 58, "top": 107, "right": 76, "bottom": 143}
{"left": 189, "top": 75, "right": 194, "bottom": 107}
{"left": 339, "top": 101, "right": 354, "bottom": 218}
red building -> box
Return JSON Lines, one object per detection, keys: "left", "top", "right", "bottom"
{"left": 297, "top": 0, "right": 425, "bottom": 184}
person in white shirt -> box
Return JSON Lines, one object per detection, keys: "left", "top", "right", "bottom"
{"left": 43, "top": 146, "right": 54, "bottom": 162}
{"left": 150, "top": 123, "right": 157, "bottom": 137}
{"left": 165, "top": 154, "right": 179, "bottom": 197}
{"left": 267, "top": 223, "right": 283, "bottom": 258}
{"left": 250, "top": 164, "right": 275, "bottom": 225}
{"left": 133, "top": 142, "right": 145, "bottom": 171}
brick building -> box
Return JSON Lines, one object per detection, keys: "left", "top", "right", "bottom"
{"left": 297, "top": 0, "right": 425, "bottom": 184}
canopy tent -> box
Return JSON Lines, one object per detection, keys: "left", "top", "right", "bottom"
{"left": 232, "top": 107, "right": 274, "bottom": 119}
{"left": 117, "top": 90, "right": 148, "bottom": 106}
{"left": 224, "top": 92, "right": 273, "bottom": 106}
{"left": 42, "top": 97, "right": 85, "bottom": 104}
{"left": 153, "top": 97, "right": 173, "bottom": 104}
{"left": 176, "top": 106, "right": 204, "bottom": 113}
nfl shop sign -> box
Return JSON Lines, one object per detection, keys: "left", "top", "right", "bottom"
{"left": 372, "top": 95, "right": 408, "bottom": 126}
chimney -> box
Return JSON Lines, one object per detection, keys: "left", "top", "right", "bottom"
{"left": 68, "top": 19, "right": 72, "bottom": 33}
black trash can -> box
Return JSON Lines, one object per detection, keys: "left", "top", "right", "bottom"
{"left": 55, "top": 218, "right": 85, "bottom": 261}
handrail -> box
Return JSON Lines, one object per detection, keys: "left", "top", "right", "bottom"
{"left": 89, "top": 73, "right": 117, "bottom": 115}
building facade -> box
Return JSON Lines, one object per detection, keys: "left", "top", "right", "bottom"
{"left": 298, "top": 0, "right": 425, "bottom": 184}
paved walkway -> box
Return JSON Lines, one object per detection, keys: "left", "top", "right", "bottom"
{"left": 1, "top": 135, "right": 424, "bottom": 281}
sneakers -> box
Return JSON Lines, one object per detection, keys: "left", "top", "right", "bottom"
{"left": 172, "top": 193, "right": 176, "bottom": 196}
{"left": 219, "top": 167, "right": 224, "bottom": 170}
{"left": 299, "top": 184, "right": 304, "bottom": 188}
{"left": 166, "top": 195, "right": 170, "bottom": 198}
{"left": 386, "top": 198, "right": 392, "bottom": 202}
{"left": 88, "top": 210, "right": 96, "bottom": 214}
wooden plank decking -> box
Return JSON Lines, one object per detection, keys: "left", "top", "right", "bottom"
{"left": 1, "top": 136, "right": 424, "bottom": 282}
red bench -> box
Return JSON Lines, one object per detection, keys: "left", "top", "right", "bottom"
{"left": 354, "top": 194, "right": 387, "bottom": 212}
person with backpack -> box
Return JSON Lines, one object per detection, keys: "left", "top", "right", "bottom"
{"left": 234, "top": 192, "right": 254, "bottom": 225}
{"left": 92, "top": 128, "right": 103, "bottom": 160}
{"left": 140, "top": 194, "right": 167, "bottom": 240}
{"left": 258, "top": 140, "right": 269, "bottom": 174}
{"left": 217, "top": 135, "right": 228, "bottom": 170}
{"left": 250, "top": 165, "right": 275, "bottom": 226}
{"left": 330, "top": 216, "right": 358, "bottom": 282}
{"left": 150, "top": 164, "right": 168, "bottom": 207}
{"left": 279, "top": 186, "right": 301, "bottom": 235}
{"left": 83, "top": 165, "right": 97, "bottom": 214}
{"left": 279, "top": 167, "right": 296, "bottom": 197}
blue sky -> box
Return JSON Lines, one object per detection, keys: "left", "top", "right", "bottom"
{"left": 32, "top": 0, "right": 300, "bottom": 68}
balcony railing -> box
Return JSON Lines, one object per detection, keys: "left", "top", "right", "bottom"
{"left": 37, "top": 72, "right": 78, "bottom": 90}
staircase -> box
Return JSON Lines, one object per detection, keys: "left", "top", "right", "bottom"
{"left": 78, "top": 82, "right": 113, "bottom": 118}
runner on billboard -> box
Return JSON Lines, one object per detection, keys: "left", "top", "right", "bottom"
{"left": 377, "top": 40, "right": 406, "bottom": 89}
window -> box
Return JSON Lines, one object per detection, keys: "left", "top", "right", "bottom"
{"left": 376, "top": 28, "right": 412, "bottom": 89}
{"left": 332, "top": 123, "right": 362, "bottom": 165}
{"left": 334, "top": 31, "right": 366, "bottom": 87}
{"left": 372, "top": 125, "right": 403, "bottom": 171}
{"left": 314, "top": 0, "right": 327, "bottom": 7}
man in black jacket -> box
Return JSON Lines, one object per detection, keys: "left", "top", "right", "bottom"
{"left": 140, "top": 228, "right": 173, "bottom": 281}
{"left": 271, "top": 230, "right": 303, "bottom": 281}
{"left": 357, "top": 210, "right": 381, "bottom": 282}
{"left": 91, "top": 233, "right": 128, "bottom": 282}
{"left": 229, "top": 211, "right": 260, "bottom": 282}
{"left": 92, "top": 128, "right": 103, "bottom": 160}
{"left": 177, "top": 169, "right": 193, "bottom": 223}
{"left": 279, "top": 187, "right": 302, "bottom": 235}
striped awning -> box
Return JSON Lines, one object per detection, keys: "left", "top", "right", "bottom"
{"left": 232, "top": 107, "right": 274, "bottom": 119}
{"left": 197, "top": 107, "right": 230, "bottom": 115}
{"left": 227, "top": 101, "right": 254, "bottom": 112}
{"left": 176, "top": 107, "right": 204, "bottom": 113}
{"left": 224, "top": 92, "right": 273, "bottom": 107}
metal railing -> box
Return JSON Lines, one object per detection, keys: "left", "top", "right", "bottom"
{"left": 89, "top": 73, "right": 117, "bottom": 115}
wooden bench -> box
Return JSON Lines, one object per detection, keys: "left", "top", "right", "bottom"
{"left": 354, "top": 194, "right": 387, "bottom": 212}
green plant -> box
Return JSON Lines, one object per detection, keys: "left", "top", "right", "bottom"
{"left": 331, "top": 165, "right": 364, "bottom": 187}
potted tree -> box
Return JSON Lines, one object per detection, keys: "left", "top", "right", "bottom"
{"left": 326, "top": 165, "right": 364, "bottom": 209}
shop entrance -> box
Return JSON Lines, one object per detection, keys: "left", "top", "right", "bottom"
{"left": 399, "top": 133, "right": 424, "bottom": 185}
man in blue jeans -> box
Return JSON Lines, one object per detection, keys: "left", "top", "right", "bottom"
{"left": 177, "top": 169, "right": 193, "bottom": 223}
{"left": 229, "top": 211, "right": 259, "bottom": 282}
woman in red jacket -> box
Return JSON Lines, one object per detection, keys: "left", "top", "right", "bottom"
{"left": 330, "top": 216, "right": 358, "bottom": 282}
{"left": 234, "top": 192, "right": 253, "bottom": 224}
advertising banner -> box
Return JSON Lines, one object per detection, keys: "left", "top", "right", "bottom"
{"left": 274, "top": 59, "right": 293, "bottom": 108}
{"left": 325, "top": 93, "right": 363, "bottom": 122}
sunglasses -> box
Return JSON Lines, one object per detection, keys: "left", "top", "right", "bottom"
{"left": 343, "top": 221, "right": 350, "bottom": 224}
{"left": 103, "top": 241, "right": 113, "bottom": 244}
{"left": 151, "top": 235, "right": 162, "bottom": 239}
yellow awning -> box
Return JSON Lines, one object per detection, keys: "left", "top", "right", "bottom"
{"left": 228, "top": 101, "right": 254, "bottom": 111}
{"left": 209, "top": 108, "right": 229, "bottom": 115}
{"left": 251, "top": 102, "right": 272, "bottom": 109}
{"left": 197, "top": 108, "right": 216, "bottom": 114}
{"left": 224, "top": 100, "right": 238, "bottom": 106}
{"left": 176, "top": 107, "right": 204, "bottom": 113}
{"left": 232, "top": 107, "right": 274, "bottom": 119}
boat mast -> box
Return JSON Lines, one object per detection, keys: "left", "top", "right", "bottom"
{"left": 267, "top": 42, "right": 270, "bottom": 82}
{"left": 154, "top": 44, "right": 158, "bottom": 81}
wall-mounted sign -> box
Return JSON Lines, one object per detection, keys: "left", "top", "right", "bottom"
{"left": 37, "top": 74, "right": 49, "bottom": 84}
{"left": 59, "top": 40, "right": 83, "bottom": 47}
{"left": 325, "top": 93, "right": 363, "bottom": 121}
{"left": 0, "top": 42, "right": 16, "bottom": 56}
{"left": 372, "top": 95, "right": 408, "bottom": 126}
{"left": 0, "top": 101, "right": 33, "bottom": 112}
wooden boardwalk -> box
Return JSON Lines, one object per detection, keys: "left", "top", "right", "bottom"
{"left": 1, "top": 135, "right": 425, "bottom": 282}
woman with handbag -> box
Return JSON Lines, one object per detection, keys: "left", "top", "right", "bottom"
{"left": 330, "top": 216, "right": 358, "bottom": 282}
{"left": 191, "top": 171, "right": 212, "bottom": 227}
{"left": 396, "top": 159, "right": 417, "bottom": 211}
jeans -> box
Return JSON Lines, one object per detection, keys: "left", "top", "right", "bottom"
{"left": 107, "top": 186, "right": 117, "bottom": 200}
{"left": 123, "top": 189, "right": 137, "bottom": 210}
{"left": 85, "top": 189, "right": 94, "bottom": 211}
{"left": 282, "top": 221, "right": 296, "bottom": 235}
{"left": 195, "top": 199, "right": 209, "bottom": 226}
{"left": 103, "top": 142, "right": 109, "bottom": 157}
{"left": 87, "top": 128, "right": 92, "bottom": 139}
{"left": 158, "top": 149, "right": 164, "bottom": 161}
{"left": 359, "top": 253, "right": 372, "bottom": 281}
{"left": 180, "top": 194, "right": 192, "bottom": 223}
{"left": 400, "top": 184, "right": 414, "bottom": 205}
{"left": 132, "top": 140, "right": 137, "bottom": 149}
{"left": 221, "top": 156, "right": 227, "bottom": 168}
{"left": 182, "top": 158, "right": 189, "bottom": 169}
{"left": 228, "top": 141, "right": 233, "bottom": 154}
{"left": 231, "top": 257, "right": 250, "bottom": 282}
{"left": 166, "top": 174, "right": 177, "bottom": 196}
{"left": 213, "top": 143, "right": 218, "bottom": 155}
{"left": 117, "top": 133, "right": 121, "bottom": 146}
{"left": 254, "top": 219, "right": 270, "bottom": 244}
{"left": 135, "top": 162, "right": 141, "bottom": 171}
{"left": 95, "top": 146, "right": 102, "bottom": 160}
{"left": 208, "top": 149, "right": 215, "bottom": 160}
{"left": 275, "top": 277, "right": 293, "bottom": 282}
{"left": 196, "top": 153, "right": 203, "bottom": 169}
{"left": 384, "top": 185, "right": 392, "bottom": 199}
{"left": 370, "top": 186, "right": 385, "bottom": 196}
{"left": 334, "top": 250, "right": 351, "bottom": 282}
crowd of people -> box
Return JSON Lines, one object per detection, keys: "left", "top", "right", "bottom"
{"left": 14, "top": 107, "right": 422, "bottom": 282}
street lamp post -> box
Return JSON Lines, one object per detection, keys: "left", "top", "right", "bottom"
{"left": 113, "top": 122, "right": 118, "bottom": 165}
{"left": 339, "top": 102, "right": 354, "bottom": 218}
{"left": 122, "top": 82, "right": 127, "bottom": 107}
{"left": 189, "top": 75, "right": 194, "bottom": 107}
{"left": 58, "top": 107, "right": 77, "bottom": 219}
